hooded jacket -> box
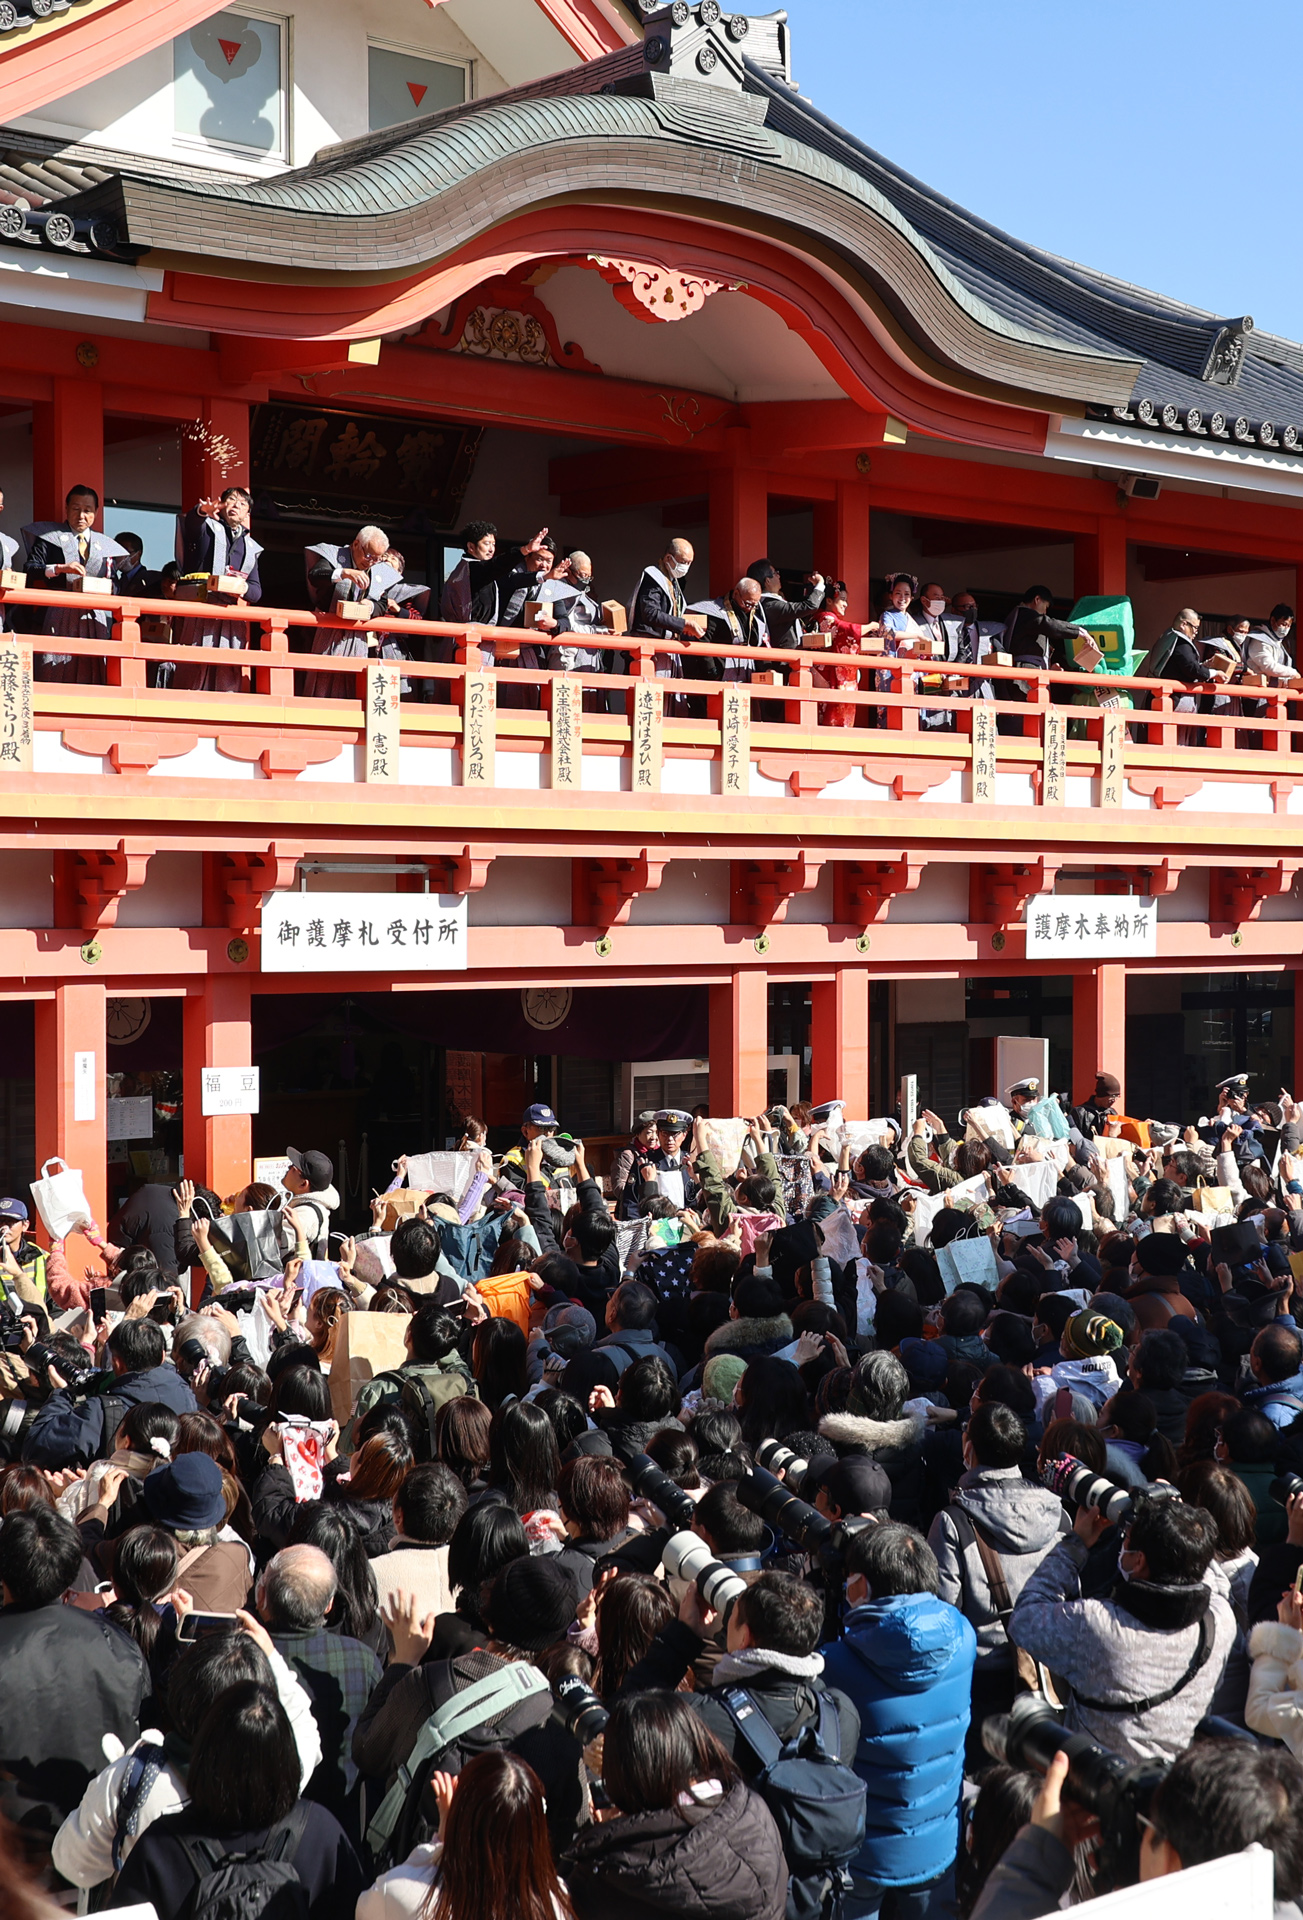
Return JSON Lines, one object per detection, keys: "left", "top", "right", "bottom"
{"left": 1247, "top": 1619, "right": 1303, "bottom": 1758}
{"left": 702, "top": 1315, "right": 794, "bottom": 1364}
{"left": 1243, "top": 1370, "right": 1303, "bottom": 1431}
{"left": 926, "top": 1467, "right": 1067, "bottom": 1666}
{"left": 562, "top": 1778, "right": 787, "bottom": 1920}
{"left": 289, "top": 1182, "right": 341, "bottom": 1257}
{"left": 818, "top": 1410, "right": 927, "bottom": 1526}
{"left": 821, "top": 1593, "right": 976, "bottom": 1889}
{"left": 1008, "top": 1532, "right": 1236, "bottom": 1763}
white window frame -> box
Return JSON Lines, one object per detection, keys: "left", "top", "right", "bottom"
{"left": 366, "top": 36, "right": 473, "bottom": 128}
{"left": 172, "top": 7, "right": 290, "bottom": 165}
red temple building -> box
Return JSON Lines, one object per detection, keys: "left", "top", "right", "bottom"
{"left": 1, "top": 0, "right": 1301, "bottom": 1265}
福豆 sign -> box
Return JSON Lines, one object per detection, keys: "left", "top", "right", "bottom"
{"left": 1024, "top": 894, "right": 1157, "bottom": 959}
{"left": 260, "top": 892, "right": 468, "bottom": 972}
{"left": 201, "top": 1067, "right": 261, "bottom": 1117}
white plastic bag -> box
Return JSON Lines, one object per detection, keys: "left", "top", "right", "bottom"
{"left": 29, "top": 1157, "right": 93, "bottom": 1240}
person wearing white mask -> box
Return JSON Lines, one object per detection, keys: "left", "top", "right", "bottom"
{"left": 912, "top": 580, "right": 967, "bottom": 729}
{"left": 1244, "top": 602, "right": 1299, "bottom": 684}
{"left": 1240, "top": 602, "right": 1301, "bottom": 750}
{"left": 628, "top": 535, "right": 707, "bottom": 691}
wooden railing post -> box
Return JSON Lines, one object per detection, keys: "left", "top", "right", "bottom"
{"left": 107, "top": 603, "right": 146, "bottom": 689}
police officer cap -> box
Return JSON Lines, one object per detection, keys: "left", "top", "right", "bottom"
{"left": 656, "top": 1108, "right": 693, "bottom": 1133}
{"left": 1215, "top": 1073, "right": 1250, "bottom": 1095}
{"left": 1007, "top": 1078, "right": 1040, "bottom": 1102}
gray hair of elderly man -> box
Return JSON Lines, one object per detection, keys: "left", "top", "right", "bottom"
{"left": 355, "top": 525, "right": 389, "bottom": 556}
{"left": 257, "top": 1543, "right": 338, "bottom": 1632}
{"left": 174, "top": 1313, "right": 230, "bottom": 1369}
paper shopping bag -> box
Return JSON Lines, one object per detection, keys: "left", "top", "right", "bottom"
{"left": 379, "top": 1190, "right": 431, "bottom": 1233}
{"left": 1193, "top": 1186, "right": 1234, "bottom": 1215}
{"left": 29, "top": 1158, "right": 93, "bottom": 1240}
{"left": 330, "top": 1310, "right": 413, "bottom": 1428}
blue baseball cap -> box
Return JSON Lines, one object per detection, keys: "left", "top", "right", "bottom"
{"left": 522, "top": 1103, "right": 559, "bottom": 1129}
{"left": 0, "top": 1198, "right": 28, "bottom": 1224}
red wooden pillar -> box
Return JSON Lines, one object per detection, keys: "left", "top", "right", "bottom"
{"left": 180, "top": 396, "right": 252, "bottom": 503}
{"left": 1072, "top": 963, "right": 1126, "bottom": 1108}
{"left": 32, "top": 376, "right": 104, "bottom": 522}
{"left": 1073, "top": 518, "right": 1128, "bottom": 600}
{"left": 708, "top": 463, "right": 768, "bottom": 596}
{"left": 709, "top": 970, "right": 769, "bottom": 1115}
{"left": 810, "top": 968, "right": 870, "bottom": 1111}
{"left": 1294, "top": 970, "right": 1303, "bottom": 1097}
{"left": 33, "top": 983, "right": 107, "bottom": 1279}
{"left": 813, "top": 479, "right": 872, "bottom": 620}
{"left": 183, "top": 975, "right": 254, "bottom": 1202}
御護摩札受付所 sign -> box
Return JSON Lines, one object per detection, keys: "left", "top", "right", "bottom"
{"left": 260, "top": 892, "right": 468, "bottom": 972}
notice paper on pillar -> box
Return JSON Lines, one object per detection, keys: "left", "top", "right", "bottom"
{"left": 107, "top": 1096, "right": 153, "bottom": 1142}
{"left": 74, "top": 1051, "right": 96, "bottom": 1123}
{"left": 1024, "top": 895, "right": 1157, "bottom": 959}
{"left": 201, "top": 1067, "right": 260, "bottom": 1117}
{"left": 261, "top": 892, "right": 468, "bottom": 972}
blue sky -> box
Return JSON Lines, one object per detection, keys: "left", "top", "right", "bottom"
{"left": 785, "top": 0, "right": 1300, "bottom": 340}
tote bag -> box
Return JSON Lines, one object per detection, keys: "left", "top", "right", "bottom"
{"left": 30, "top": 1158, "right": 93, "bottom": 1240}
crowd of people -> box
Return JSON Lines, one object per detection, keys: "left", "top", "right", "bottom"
{"left": 3, "top": 1074, "right": 1303, "bottom": 1920}
{"left": 4, "top": 486, "right": 1297, "bottom": 728}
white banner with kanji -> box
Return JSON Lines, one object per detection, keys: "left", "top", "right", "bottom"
{"left": 1024, "top": 894, "right": 1156, "bottom": 959}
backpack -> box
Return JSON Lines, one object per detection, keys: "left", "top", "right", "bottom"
{"left": 177, "top": 1804, "right": 310, "bottom": 1920}
{"left": 364, "top": 1660, "right": 550, "bottom": 1871}
{"left": 87, "top": 1388, "right": 129, "bottom": 1464}
{"left": 372, "top": 1369, "right": 469, "bottom": 1461}
{"left": 719, "top": 1686, "right": 866, "bottom": 1920}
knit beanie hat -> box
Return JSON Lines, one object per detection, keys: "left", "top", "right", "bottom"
{"left": 702, "top": 1353, "right": 748, "bottom": 1404}
{"left": 1061, "top": 1310, "right": 1125, "bottom": 1361}
{"left": 486, "top": 1556, "right": 579, "bottom": 1651}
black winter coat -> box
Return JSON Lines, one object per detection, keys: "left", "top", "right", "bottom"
{"left": 563, "top": 1779, "right": 787, "bottom": 1920}
{"left": 0, "top": 1603, "right": 147, "bottom": 1814}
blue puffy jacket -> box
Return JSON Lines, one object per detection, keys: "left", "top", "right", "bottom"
{"left": 821, "top": 1592, "right": 976, "bottom": 1889}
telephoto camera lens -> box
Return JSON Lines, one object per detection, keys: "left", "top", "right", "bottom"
{"left": 983, "top": 1694, "right": 1168, "bottom": 1890}
{"left": 661, "top": 1529, "right": 749, "bottom": 1616}
{"left": 738, "top": 1465, "right": 834, "bottom": 1559}
{"left": 1042, "top": 1453, "right": 1133, "bottom": 1526}
{"left": 626, "top": 1452, "right": 696, "bottom": 1532}
{"left": 1270, "top": 1470, "right": 1303, "bottom": 1507}
{"left": 755, "top": 1437, "right": 812, "bottom": 1494}
{"left": 554, "top": 1673, "right": 610, "bottom": 1747}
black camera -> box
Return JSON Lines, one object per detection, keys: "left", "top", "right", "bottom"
{"left": 739, "top": 1463, "right": 835, "bottom": 1560}
{"left": 755, "top": 1437, "right": 814, "bottom": 1496}
{"left": 1271, "top": 1471, "right": 1303, "bottom": 1507}
{"left": 553, "top": 1673, "right": 609, "bottom": 1747}
{"left": 984, "top": 1695, "right": 1168, "bottom": 1889}
{"left": 1042, "top": 1453, "right": 1133, "bottom": 1526}
{"left": 626, "top": 1451, "right": 696, "bottom": 1533}
{"left": 27, "top": 1341, "right": 101, "bottom": 1391}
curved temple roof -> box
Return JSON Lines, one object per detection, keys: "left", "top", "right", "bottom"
{"left": 15, "top": 4, "right": 1303, "bottom": 448}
